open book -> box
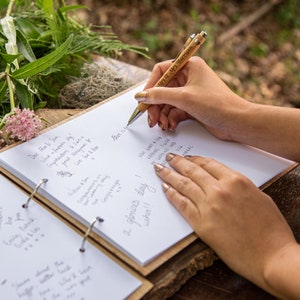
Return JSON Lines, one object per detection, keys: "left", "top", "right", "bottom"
{"left": 0, "top": 82, "right": 294, "bottom": 276}
{"left": 0, "top": 173, "right": 151, "bottom": 299}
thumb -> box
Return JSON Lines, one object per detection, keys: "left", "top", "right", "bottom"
{"left": 134, "top": 86, "right": 183, "bottom": 108}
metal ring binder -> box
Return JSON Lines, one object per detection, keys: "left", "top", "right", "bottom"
{"left": 22, "top": 178, "right": 48, "bottom": 208}
{"left": 79, "top": 216, "right": 104, "bottom": 252}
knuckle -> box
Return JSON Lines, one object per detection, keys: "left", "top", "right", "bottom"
{"left": 176, "top": 176, "right": 192, "bottom": 191}
{"left": 166, "top": 188, "right": 188, "bottom": 212}
{"left": 211, "top": 184, "right": 230, "bottom": 200}
{"left": 183, "top": 163, "right": 197, "bottom": 177}
{"left": 199, "top": 157, "right": 215, "bottom": 168}
{"left": 229, "top": 172, "right": 251, "bottom": 188}
{"left": 177, "top": 197, "right": 189, "bottom": 211}
{"left": 152, "top": 62, "right": 161, "bottom": 71}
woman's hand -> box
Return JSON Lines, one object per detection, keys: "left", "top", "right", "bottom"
{"left": 154, "top": 153, "right": 299, "bottom": 297}
{"left": 137, "top": 56, "right": 300, "bottom": 161}
{"left": 136, "top": 56, "right": 250, "bottom": 141}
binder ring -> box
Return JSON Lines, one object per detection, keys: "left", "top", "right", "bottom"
{"left": 22, "top": 178, "right": 48, "bottom": 208}
{"left": 79, "top": 216, "right": 104, "bottom": 252}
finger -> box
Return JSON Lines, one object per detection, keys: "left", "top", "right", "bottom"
{"left": 161, "top": 182, "right": 202, "bottom": 228}
{"left": 154, "top": 162, "right": 205, "bottom": 201}
{"left": 157, "top": 105, "right": 172, "bottom": 130}
{"left": 148, "top": 105, "right": 189, "bottom": 131}
{"left": 165, "top": 154, "right": 217, "bottom": 192}
{"left": 167, "top": 107, "right": 189, "bottom": 131}
{"left": 148, "top": 105, "right": 163, "bottom": 127}
{"left": 185, "top": 156, "right": 239, "bottom": 180}
{"left": 144, "top": 60, "right": 174, "bottom": 89}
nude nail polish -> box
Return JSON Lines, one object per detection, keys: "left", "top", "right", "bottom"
{"left": 154, "top": 163, "right": 164, "bottom": 173}
{"left": 162, "top": 182, "right": 170, "bottom": 193}
{"left": 148, "top": 115, "right": 153, "bottom": 128}
{"left": 134, "top": 91, "right": 148, "bottom": 102}
{"left": 166, "top": 153, "right": 176, "bottom": 161}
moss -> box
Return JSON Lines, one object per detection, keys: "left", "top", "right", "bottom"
{"left": 59, "top": 63, "right": 133, "bottom": 109}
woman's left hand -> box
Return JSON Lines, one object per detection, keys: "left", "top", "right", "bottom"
{"left": 154, "top": 153, "right": 296, "bottom": 294}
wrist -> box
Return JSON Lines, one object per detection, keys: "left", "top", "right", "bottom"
{"left": 219, "top": 95, "right": 254, "bottom": 143}
{"left": 263, "top": 242, "right": 300, "bottom": 299}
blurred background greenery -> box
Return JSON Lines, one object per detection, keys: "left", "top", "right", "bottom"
{"left": 1, "top": 0, "right": 299, "bottom": 107}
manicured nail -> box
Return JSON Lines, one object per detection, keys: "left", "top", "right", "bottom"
{"left": 154, "top": 163, "right": 164, "bottom": 173}
{"left": 169, "top": 125, "right": 176, "bottom": 132}
{"left": 134, "top": 91, "right": 148, "bottom": 102}
{"left": 148, "top": 115, "right": 153, "bottom": 128}
{"left": 158, "top": 121, "right": 165, "bottom": 131}
{"left": 166, "top": 153, "right": 176, "bottom": 161}
{"left": 162, "top": 182, "right": 170, "bottom": 193}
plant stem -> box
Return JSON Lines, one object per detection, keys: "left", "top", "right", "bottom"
{"left": 6, "top": 0, "right": 15, "bottom": 17}
{"left": 0, "top": 111, "right": 14, "bottom": 129}
{"left": 6, "top": 66, "right": 15, "bottom": 111}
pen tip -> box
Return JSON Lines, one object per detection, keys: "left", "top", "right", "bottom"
{"left": 127, "top": 109, "right": 143, "bottom": 126}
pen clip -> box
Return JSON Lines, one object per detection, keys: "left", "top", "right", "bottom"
{"left": 173, "top": 33, "right": 196, "bottom": 61}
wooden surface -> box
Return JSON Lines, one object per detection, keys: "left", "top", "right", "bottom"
{"left": 37, "top": 59, "right": 300, "bottom": 299}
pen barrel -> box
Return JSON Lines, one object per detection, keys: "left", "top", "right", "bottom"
{"left": 155, "top": 32, "right": 206, "bottom": 88}
{"left": 136, "top": 102, "right": 149, "bottom": 113}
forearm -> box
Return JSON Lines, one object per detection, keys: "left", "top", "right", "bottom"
{"left": 229, "top": 101, "right": 300, "bottom": 162}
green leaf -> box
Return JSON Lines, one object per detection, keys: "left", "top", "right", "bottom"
{"left": 14, "top": 18, "right": 42, "bottom": 40}
{"left": 59, "top": 5, "right": 88, "bottom": 14}
{"left": 0, "top": 53, "right": 20, "bottom": 63}
{"left": 14, "top": 80, "right": 34, "bottom": 109}
{"left": 16, "top": 29, "right": 36, "bottom": 62}
{"left": 33, "top": 101, "right": 47, "bottom": 110}
{"left": 42, "top": 0, "right": 54, "bottom": 18}
{"left": 11, "top": 35, "right": 73, "bottom": 79}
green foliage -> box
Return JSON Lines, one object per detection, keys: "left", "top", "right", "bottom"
{"left": 132, "top": 17, "right": 172, "bottom": 53}
{"left": 276, "top": 0, "right": 300, "bottom": 28}
{"left": 0, "top": 0, "right": 9, "bottom": 14}
{"left": 0, "top": 0, "right": 148, "bottom": 122}
{"left": 249, "top": 42, "right": 269, "bottom": 58}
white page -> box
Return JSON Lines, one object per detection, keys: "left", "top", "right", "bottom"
{"left": 0, "top": 83, "right": 294, "bottom": 265}
{"left": 0, "top": 174, "right": 141, "bottom": 300}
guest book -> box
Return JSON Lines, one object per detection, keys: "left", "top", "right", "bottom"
{"left": 0, "top": 173, "right": 151, "bottom": 299}
{"left": 0, "top": 82, "right": 294, "bottom": 278}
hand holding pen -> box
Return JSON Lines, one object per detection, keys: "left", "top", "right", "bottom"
{"left": 127, "top": 31, "right": 207, "bottom": 126}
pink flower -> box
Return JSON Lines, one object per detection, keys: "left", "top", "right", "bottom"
{"left": 5, "top": 108, "right": 43, "bottom": 141}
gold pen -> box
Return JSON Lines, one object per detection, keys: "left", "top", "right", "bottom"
{"left": 127, "top": 30, "right": 207, "bottom": 126}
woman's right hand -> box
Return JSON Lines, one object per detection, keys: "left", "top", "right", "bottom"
{"left": 135, "top": 56, "right": 250, "bottom": 141}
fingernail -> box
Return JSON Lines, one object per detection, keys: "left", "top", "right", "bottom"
{"left": 158, "top": 122, "right": 165, "bottom": 131}
{"left": 166, "top": 153, "right": 176, "bottom": 161}
{"left": 162, "top": 182, "right": 170, "bottom": 193}
{"left": 169, "top": 125, "right": 176, "bottom": 131}
{"left": 134, "top": 91, "right": 148, "bottom": 102}
{"left": 154, "top": 163, "right": 164, "bottom": 173}
{"left": 148, "top": 115, "right": 153, "bottom": 128}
